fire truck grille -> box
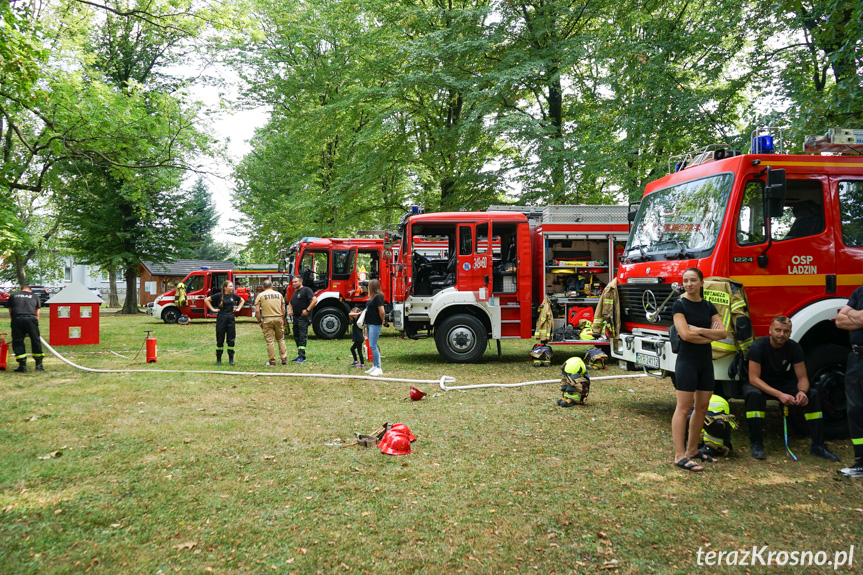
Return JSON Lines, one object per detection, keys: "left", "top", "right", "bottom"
{"left": 617, "top": 284, "right": 680, "bottom": 328}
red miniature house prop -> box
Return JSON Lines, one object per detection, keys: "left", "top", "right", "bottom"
{"left": 45, "top": 282, "right": 103, "bottom": 346}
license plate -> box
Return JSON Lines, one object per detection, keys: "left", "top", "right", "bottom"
{"left": 636, "top": 352, "right": 660, "bottom": 369}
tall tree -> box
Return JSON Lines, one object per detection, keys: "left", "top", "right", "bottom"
{"left": 181, "top": 177, "right": 232, "bottom": 261}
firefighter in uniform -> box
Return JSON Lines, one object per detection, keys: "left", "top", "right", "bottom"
{"left": 836, "top": 290, "right": 863, "bottom": 478}
{"left": 745, "top": 316, "right": 839, "bottom": 461}
{"left": 205, "top": 281, "right": 245, "bottom": 366}
{"left": 287, "top": 275, "right": 316, "bottom": 364}
{"left": 8, "top": 285, "right": 45, "bottom": 372}
{"left": 255, "top": 279, "right": 287, "bottom": 366}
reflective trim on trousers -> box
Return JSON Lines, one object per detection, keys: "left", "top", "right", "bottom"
{"left": 804, "top": 411, "right": 823, "bottom": 420}
{"left": 746, "top": 411, "right": 765, "bottom": 419}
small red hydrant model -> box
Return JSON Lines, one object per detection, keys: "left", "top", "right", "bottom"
{"left": 145, "top": 331, "right": 157, "bottom": 363}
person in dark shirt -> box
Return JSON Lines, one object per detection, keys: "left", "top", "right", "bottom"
{"left": 287, "top": 275, "right": 316, "bottom": 364}
{"left": 205, "top": 280, "right": 245, "bottom": 366}
{"left": 8, "top": 285, "right": 44, "bottom": 372}
{"left": 671, "top": 268, "right": 726, "bottom": 472}
{"left": 363, "top": 279, "right": 386, "bottom": 377}
{"left": 835, "top": 289, "right": 863, "bottom": 477}
{"left": 746, "top": 316, "right": 839, "bottom": 461}
{"left": 347, "top": 307, "right": 365, "bottom": 368}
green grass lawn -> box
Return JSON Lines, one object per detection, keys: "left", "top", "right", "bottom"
{"left": 1, "top": 310, "right": 861, "bottom": 574}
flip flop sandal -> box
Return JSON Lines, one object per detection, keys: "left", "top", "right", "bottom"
{"left": 693, "top": 449, "right": 718, "bottom": 463}
{"left": 675, "top": 457, "right": 704, "bottom": 472}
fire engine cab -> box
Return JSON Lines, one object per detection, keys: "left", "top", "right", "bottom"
{"left": 280, "top": 237, "right": 394, "bottom": 339}
{"left": 150, "top": 267, "right": 289, "bottom": 323}
{"left": 612, "top": 127, "right": 863, "bottom": 436}
{"left": 390, "top": 205, "right": 629, "bottom": 362}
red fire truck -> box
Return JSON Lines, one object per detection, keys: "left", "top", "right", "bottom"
{"left": 390, "top": 205, "right": 629, "bottom": 362}
{"left": 611, "top": 127, "right": 863, "bottom": 436}
{"left": 149, "top": 266, "right": 289, "bottom": 323}
{"left": 279, "top": 237, "right": 395, "bottom": 339}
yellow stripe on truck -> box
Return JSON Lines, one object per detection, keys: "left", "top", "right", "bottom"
{"left": 730, "top": 274, "right": 863, "bottom": 288}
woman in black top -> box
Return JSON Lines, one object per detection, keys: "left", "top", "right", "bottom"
{"left": 364, "top": 279, "right": 386, "bottom": 377}
{"left": 205, "top": 280, "right": 245, "bottom": 366}
{"left": 671, "top": 268, "right": 726, "bottom": 472}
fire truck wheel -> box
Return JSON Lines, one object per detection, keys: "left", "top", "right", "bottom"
{"left": 162, "top": 307, "right": 180, "bottom": 324}
{"left": 806, "top": 344, "right": 850, "bottom": 439}
{"left": 312, "top": 307, "right": 348, "bottom": 340}
{"left": 435, "top": 314, "right": 487, "bottom": 363}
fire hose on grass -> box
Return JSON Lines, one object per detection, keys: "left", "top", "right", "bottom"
{"left": 40, "top": 337, "right": 646, "bottom": 391}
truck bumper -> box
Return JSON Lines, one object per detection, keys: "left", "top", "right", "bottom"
{"left": 611, "top": 331, "right": 735, "bottom": 381}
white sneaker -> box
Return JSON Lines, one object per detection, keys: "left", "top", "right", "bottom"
{"left": 364, "top": 367, "right": 374, "bottom": 374}
{"left": 369, "top": 367, "right": 383, "bottom": 376}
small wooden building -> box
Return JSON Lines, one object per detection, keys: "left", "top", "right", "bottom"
{"left": 45, "top": 281, "right": 103, "bottom": 346}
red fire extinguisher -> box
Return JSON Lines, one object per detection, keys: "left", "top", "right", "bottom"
{"left": 145, "top": 330, "right": 157, "bottom": 363}
{"left": 0, "top": 333, "right": 8, "bottom": 371}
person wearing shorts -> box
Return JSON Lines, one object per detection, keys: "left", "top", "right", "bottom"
{"left": 671, "top": 268, "right": 726, "bottom": 472}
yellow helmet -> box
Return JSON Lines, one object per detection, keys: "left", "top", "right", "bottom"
{"left": 562, "top": 356, "right": 587, "bottom": 376}
{"left": 707, "top": 395, "right": 730, "bottom": 415}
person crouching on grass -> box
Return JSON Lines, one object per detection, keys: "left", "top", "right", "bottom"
{"left": 671, "top": 268, "right": 727, "bottom": 472}
{"left": 347, "top": 307, "right": 365, "bottom": 368}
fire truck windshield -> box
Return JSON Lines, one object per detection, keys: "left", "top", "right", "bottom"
{"left": 625, "top": 173, "right": 733, "bottom": 262}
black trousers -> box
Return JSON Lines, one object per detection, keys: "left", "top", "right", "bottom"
{"left": 350, "top": 341, "right": 363, "bottom": 361}
{"left": 744, "top": 382, "right": 824, "bottom": 447}
{"left": 11, "top": 316, "right": 43, "bottom": 360}
{"left": 845, "top": 352, "right": 863, "bottom": 460}
{"left": 215, "top": 314, "right": 236, "bottom": 352}
{"left": 293, "top": 315, "right": 309, "bottom": 356}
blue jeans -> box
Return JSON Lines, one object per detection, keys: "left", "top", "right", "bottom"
{"left": 367, "top": 324, "right": 382, "bottom": 368}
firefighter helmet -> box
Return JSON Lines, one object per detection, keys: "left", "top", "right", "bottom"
{"left": 378, "top": 430, "right": 412, "bottom": 455}
{"left": 389, "top": 423, "right": 417, "bottom": 442}
{"left": 409, "top": 386, "right": 427, "bottom": 401}
{"left": 562, "top": 357, "right": 586, "bottom": 376}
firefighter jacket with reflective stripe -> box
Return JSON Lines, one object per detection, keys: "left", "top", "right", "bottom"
{"left": 534, "top": 296, "right": 553, "bottom": 342}
{"left": 592, "top": 278, "right": 619, "bottom": 338}
{"left": 703, "top": 276, "right": 754, "bottom": 360}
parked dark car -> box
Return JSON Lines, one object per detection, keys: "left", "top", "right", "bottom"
{"left": 27, "top": 285, "right": 52, "bottom": 305}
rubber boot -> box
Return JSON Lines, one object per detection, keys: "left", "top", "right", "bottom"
{"left": 14, "top": 359, "right": 27, "bottom": 373}
{"left": 35, "top": 358, "right": 44, "bottom": 372}
{"left": 228, "top": 349, "right": 235, "bottom": 366}
{"left": 216, "top": 350, "right": 223, "bottom": 366}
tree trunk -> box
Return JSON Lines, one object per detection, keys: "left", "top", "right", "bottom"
{"left": 108, "top": 268, "right": 120, "bottom": 308}
{"left": 13, "top": 254, "right": 28, "bottom": 287}
{"left": 120, "top": 265, "right": 139, "bottom": 314}
{"left": 547, "top": 66, "right": 565, "bottom": 202}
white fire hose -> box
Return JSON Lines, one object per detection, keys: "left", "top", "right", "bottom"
{"left": 40, "top": 338, "right": 645, "bottom": 391}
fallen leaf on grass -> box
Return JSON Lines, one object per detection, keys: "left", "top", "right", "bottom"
{"left": 174, "top": 541, "right": 197, "bottom": 550}
{"left": 263, "top": 455, "right": 275, "bottom": 460}
{"left": 600, "top": 559, "right": 619, "bottom": 570}
{"left": 37, "top": 451, "right": 62, "bottom": 460}
{"left": 25, "top": 415, "right": 44, "bottom": 422}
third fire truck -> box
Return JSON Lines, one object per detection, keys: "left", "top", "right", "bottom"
{"left": 279, "top": 237, "right": 394, "bottom": 339}
{"left": 611, "top": 127, "right": 863, "bottom": 436}
{"left": 390, "top": 205, "right": 629, "bottom": 362}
